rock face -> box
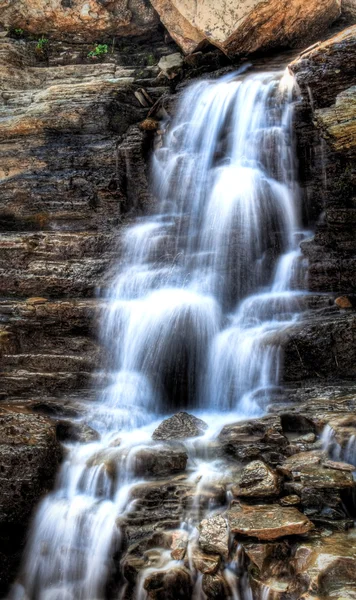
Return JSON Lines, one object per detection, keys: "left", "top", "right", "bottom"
{"left": 0, "top": 407, "right": 61, "bottom": 595}
{"left": 150, "top": 0, "right": 341, "bottom": 55}
{"left": 0, "top": 0, "right": 159, "bottom": 42}
{"left": 291, "top": 27, "right": 356, "bottom": 295}
{"left": 152, "top": 412, "right": 208, "bottom": 440}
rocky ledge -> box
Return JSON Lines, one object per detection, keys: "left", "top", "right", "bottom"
{"left": 0, "top": 407, "right": 61, "bottom": 595}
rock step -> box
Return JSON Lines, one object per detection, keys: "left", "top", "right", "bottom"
{"left": 1, "top": 352, "right": 99, "bottom": 373}
{"left": 0, "top": 298, "right": 104, "bottom": 328}
{"left": 0, "top": 369, "right": 111, "bottom": 397}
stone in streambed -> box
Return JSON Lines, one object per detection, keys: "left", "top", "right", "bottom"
{"left": 143, "top": 566, "right": 192, "bottom": 600}
{"left": 202, "top": 573, "right": 230, "bottom": 599}
{"left": 226, "top": 504, "right": 313, "bottom": 540}
{"left": 56, "top": 420, "right": 99, "bottom": 443}
{"left": 198, "top": 514, "right": 229, "bottom": 560}
{"left": 232, "top": 460, "right": 280, "bottom": 498}
{"left": 152, "top": 412, "right": 208, "bottom": 441}
{"left": 88, "top": 444, "right": 188, "bottom": 480}
{"left": 187, "top": 545, "right": 221, "bottom": 575}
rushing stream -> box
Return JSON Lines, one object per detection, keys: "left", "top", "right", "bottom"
{"left": 10, "top": 67, "right": 311, "bottom": 600}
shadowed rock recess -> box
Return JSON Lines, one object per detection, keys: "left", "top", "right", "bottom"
{"left": 0, "top": 2, "right": 356, "bottom": 599}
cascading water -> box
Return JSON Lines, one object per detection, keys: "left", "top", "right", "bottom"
{"left": 8, "top": 67, "right": 310, "bottom": 600}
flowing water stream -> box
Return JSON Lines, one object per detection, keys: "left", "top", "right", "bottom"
{"left": 9, "top": 67, "right": 311, "bottom": 600}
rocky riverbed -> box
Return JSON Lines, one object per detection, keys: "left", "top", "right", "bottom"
{"left": 0, "top": 1, "right": 356, "bottom": 598}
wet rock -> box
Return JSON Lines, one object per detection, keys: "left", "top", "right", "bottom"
{"left": 292, "top": 530, "right": 356, "bottom": 597}
{"left": 218, "top": 416, "right": 288, "bottom": 463}
{"left": 152, "top": 412, "right": 208, "bottom": 441}
{"left": 202, "top": 573, "right": 229, "bottom": 599}
{"left": 133, "top": 445, "right": 188, "bottom": 477}
{"left": 198, "top": 514, "right": 229, "bottom": 561}
{"left": 56, "top": 420, "right": 99, "bottom": 443}
{"left": 188, "top": 546, "right": 221, "bottom": 575}
{"left": 158, "top": 53, "right": 183, "bottom": 79}
{"left": 143, "top": 566, "right": 192, "bottom": 600}
{"left": 121, "top": 476, "right": 192, "bottom": 546}
{"left": 282, "top": 314, "right": 356, "bottom": 382}
{"left": 170, "top": 529, "right": 188, "bottom": 560}
{"left": 89, "top": 444, "right": 188, "bottom": 480}
{"left": 232, "top": 460, "right": 280, "bottom": 498}
{"left": 226, "top": 504, "right": 313, "bottom": 540}
{"left": 150, "top": 0, "right": 340, "bottom": 56}
{"left": 0, "top": 407, "right": 61, "bottom": 594}
{"left": 290, "top": 26, "right": 356, "bottom": 110}
{"left": 280, "top": 495, "right": 301, "bottom": 507}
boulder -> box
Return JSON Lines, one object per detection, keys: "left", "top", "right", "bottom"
{"left": 143, "top": 566, "right": 192, "bottom": 600}
{"left": 198, "top": 514, "right": 229, "bottom": 560}
{"left": 88, "top": 444, "right": 188, "bottom": 479}
{"left": 202, "top": 573, "right": 230, "bottom": 599}
{"left": 292, "top": 530, "right": 356, "bottom": 597}
{"left": 188, "top": 545, "right": 221, "bottom": 575}
{"left": 0, "top": 0, "right": 159, "bottom": 42}
{"left": 150, "top": 0, "right": 341, "bottom": 56}
{"left": 152, "top": 412, "right": 208, "bottom": 440}
{"left": 158, "top": 53, "right": 183, "bottom": 79}
{"left": 232, "top": 460, "right": 280, "bottom": 498}
{"left": 56, "top": 420, "right": 99, "bottom": 443}
{"left": 226, "top": 504, "right": 314, "bottom": 540}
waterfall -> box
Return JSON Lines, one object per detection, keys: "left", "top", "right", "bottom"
{"left": 9, "top": 68, "right": 309, "bottom": 600}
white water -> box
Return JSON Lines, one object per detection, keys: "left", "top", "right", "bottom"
{"left": 9, "top": 68, "right": 310, "bottom": 600}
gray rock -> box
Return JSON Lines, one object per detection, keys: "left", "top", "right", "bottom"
{"left": 158, "top": 53, "right": 183, "bottom": 79}
{"left": 152, "top": 412, "right": 208, "bottom": 441}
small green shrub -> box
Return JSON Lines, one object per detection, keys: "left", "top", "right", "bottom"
{"left": 87, "top": 44, "right": 108, "bottom": 59}
{"left": 146, "top": 53, "right": 156, "bottom": 66}
{"left": 15, "top": 28, "right": 24, "bottom": 35}
{"left": 36, "top": 37, "right": 49, "bottom": 52}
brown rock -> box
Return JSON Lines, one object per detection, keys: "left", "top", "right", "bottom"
{"left": 280, "top": 495, "right": 301, "bottom": 507}
{"left": 170, "top": 529, "right": 188, "bottom": 560}
{"left": 144, "top": 566, "right": 192, "bottom": 600}
{"left": 25, "top": 297, "right": 48, "bottom": 305}
{"left": 202, "top": 573, "right": 229, "bottom": 599}
{"left": 0, "top": 0, "right": 159, "bottom": 42}
{"left": 139, "top": 118, "right": 159, "bottom": 131}
{"left": 226, "top": 504, "right": 314, "bottom": 540}
{"left": 150, "top": 0, "right": 340, "bottom": 56}
{"left": 189, "top": 546, "right": 221, "bottom": 575}
{"left": 292, "top": 530, "right": 356, "bottom": 597}
{"left": 335, "top": 296, "right": 354, "bottom": 309}
{"left": 232, "top": 460, "right": 280, "bottom": 498}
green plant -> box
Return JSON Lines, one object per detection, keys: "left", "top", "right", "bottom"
{"left": 87, "top": 44, "right": 108, "bottom": 59}
{"left": 146, "top": 53, "right": 156, "bottom": 66}
{"left": 36, "top": 37, "right": 49, "bottom": 52}
{"left": 15, "top": 28, "right": 24, "bottom": 35}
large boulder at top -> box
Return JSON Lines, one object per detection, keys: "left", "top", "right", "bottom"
{"left": 149, "top": 0, "right": 341, "bottom": 56}
{"left": 0, "top": 0, "right": 159, "bottom": 42}
{"left": 152, "top": 412, "right": 208, "bottom": 440}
